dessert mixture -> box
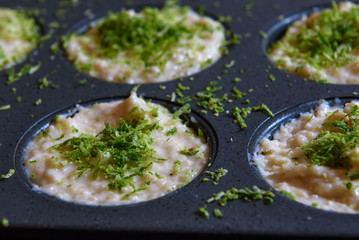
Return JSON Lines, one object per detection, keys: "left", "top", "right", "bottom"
{"left": 64, "top": 1, "right": 225, "bottom": 83}
{"left": 0, "top": 8, "right": 40, "bottom": 70}
{"left": 24, "top": 93, "right": 209, "bottom": 205}
{"left": 269, "top": 1, "right": 359, "bottom": 84}
{"left": 253, "top": 100, "right": 359, "bottom": 213}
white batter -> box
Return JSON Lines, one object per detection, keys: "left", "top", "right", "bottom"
{"left": 25, "top": 93, "right": 209, "bottom": 205}
{"left": 253, "top": 100, "right": 359, "bottom": 213}
{"left": 65, "top": 4, "right": 225, "bottom": 83}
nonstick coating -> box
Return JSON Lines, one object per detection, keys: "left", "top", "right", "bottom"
{"left": 1, "top": 0, "right": 359, "bottom": 239}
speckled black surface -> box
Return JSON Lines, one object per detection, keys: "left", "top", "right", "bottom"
{"left": 1, "top": 0, "right": 359, "bottom": 239}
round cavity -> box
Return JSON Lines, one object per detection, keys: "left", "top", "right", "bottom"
{"left": 14, "top": 94, "right": 218, "bottom": 206}
{"left": 261, "top": 3, "right": 327, "bottom": 55}
{"left": 249, "top": 97, "right": 359, "bottom": 214}
{"left": 60, "top": 2, "right": 229, "bottom": 84}
{"left": 262, "top": 1, "right": 359, "bottom": 84}
{"left": 0, "top": 7, "right": 43, "bottom": 71}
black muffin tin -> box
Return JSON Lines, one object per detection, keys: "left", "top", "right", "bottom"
{"left": 1, "top": 0, "right": 359, "bottom": 239}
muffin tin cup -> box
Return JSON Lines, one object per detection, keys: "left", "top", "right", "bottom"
{"left": 248, "top": 96, "right": 359, "bottom": 207}
{"left": 2, "top": 0, "right": 359, "bottom": 238}
{"left": 14, "top": 95, "right": 219, "bottom": 203}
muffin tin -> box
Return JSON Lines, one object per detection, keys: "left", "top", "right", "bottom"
{"left": 1, "top": 0, "right": 359, "bottom": 238}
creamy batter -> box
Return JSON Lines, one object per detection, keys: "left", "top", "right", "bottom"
{"left": 25, "top": 93, "right": 209, "bottom": 205}
{"left": 0, "top": 8, "right": 40, "bottom": 70}
{"left": 65, "top": 3, "right": 225, "bottom": 83}
{"left": 253, "top": 100, "right": 359, "bottom": 213}
{"left": 269, "top": 1, "right": 359, "bottom": 84}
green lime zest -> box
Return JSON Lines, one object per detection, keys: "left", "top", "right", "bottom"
{"left": 52, "top": 108, "right": 160, "bottom": 193}
{"left": 96, "top": 0, "right": 220, "bottom": 69}
{"left": 0, "top": 8, "right": 40, "bottom": 70}
{"left": 270, "top": 2, "right": 359, "bottom": 70}
{"left": 301, "top": 104, "right": 359, "bottom": 169}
